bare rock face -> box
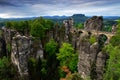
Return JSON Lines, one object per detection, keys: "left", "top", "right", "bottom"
{"left": 11, "top": 33, "right": 44, "bottom": 79}
{"left": 78, "top": 33, "right": 91, "bottom": 78}
{"left": 84, "top": 16, "right": 103, "bottom": 31}
{"left": 90, "top": 42, "right": 99, "bottom": 64}
{"left": 78, "top": 32, "right": 107, "bottom": 80}
{"left": 96, "top": 52, "right": 108, "bottom": 80}
{"left": 112, "top": 24, "right": 117, "bottom": 33}
{"left": 63, "top": 17, "right": 73, "bottom": 35}
{"left": 63, "top": 18, "right": 74, "bottom": 43}
{"left": 11, "top": 35, "right": 32, "bottom": 79}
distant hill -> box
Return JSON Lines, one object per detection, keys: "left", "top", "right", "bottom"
{"left": 43, "top": 15, "right": 68, "bottom": 19}
{"left": 71, "top": 14, "right": 88, "bottom": 24}
{"left": 0, "top": 14, "right": 120, "bottom": 27}
{"left": 103, "top": 16, "right": 120, "bottom": 20}
{"left": 47, "top": 14, "right": 88, "bottom": 24}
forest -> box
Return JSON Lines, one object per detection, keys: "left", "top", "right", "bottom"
{"left": 0, "top": 16, "right": 120, "bottom": 80}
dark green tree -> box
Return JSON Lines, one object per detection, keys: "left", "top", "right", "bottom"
{"left": 57, "top": 43, "right": 78, "bottom": 73}
{"left": 30, "top": 20, "right": 45, "bottom": 38}
{"left": 104, "top": 20, "right": 120, "bottom": 80}
{"left": 104, "top": 45, "right": 120, "bottom": 80}
{"left": 5, "top": 21, "right": 12, "bottom": 29}
{"left": 45, "top": 39, "right": 59, "bottom": 80}
{"left": 0, "top": 56, "right": 17, "bottom": 80}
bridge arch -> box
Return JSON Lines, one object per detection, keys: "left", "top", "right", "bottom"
{"left": 98, "top": 34, "right": 108, "bottom": 49}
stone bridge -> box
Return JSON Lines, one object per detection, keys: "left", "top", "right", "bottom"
{"left": 81, "top": 29, "right": 114, "bottom": 40}
{"left": 71, "top": 28, "right": 115, "bottom": 42}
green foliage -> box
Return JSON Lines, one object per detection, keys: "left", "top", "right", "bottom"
{"left": 104, "top": 20, "right": 120, "bottom": 80}
{"left": 28, "top": 57, "right": 47, "bottom": 80}
{"left": 45, "top": 19, "right": 54, "bottom": 30}
{"left": 31, "top": 20, "right": 45, "bottom": 38}
{"left": 89, "top": 35, "right": 97, "bottom": 44}
{"left": 102, "top": 26, "right": 112, "bottom": 32}
{"left": 5, "top": 21, "right": 12, "bottom": 28}
{"left": 104, "top": 44, "right": 120, "bottom": 80}
{"left": 58, "top": 68, "right": 66, "bottom": 78}
{"left": 6, "top": 43, "right": 11, "bottom": 53}
{"left": 103, "top": 20, "right": 116, "bottom": 32}
{"left": 0, "top": 56, "right": 17, "bottom": 80}
{"left": 45, "top": 39, "right": 57, "bottom": 56}
{"left": 5, "top": 20, "right": 31, "bottom": 35}
{"left": 30, "top": 17, "right": 54, "bottom": 38}
{"left": 110, "top": 20, "right": 120, "bottom": 46}
{"left": 0, "top": 29, "right": 3, "bottom": 37}
{"left": 57, "top": 43, "right": 78, "bottom": 72}
{"left": 45, "top": 39, "right": 60, "bottom": 80}
{"left": 28, "top": 57, "right": 37, "bottom": 79}
{"left": 75, "top": 23, "right": 84, "bottom": 29}
{"left": 104, "top": 20, "right": 116, "bottom": 27}
{"left": 66, "top": 73, "right": 83, "bottom": 80}
{"left": 110, "top": 35, "right": 120, "bottom": 46}
{"left": 98, "top": 34, "right": 108, "bottom": 49}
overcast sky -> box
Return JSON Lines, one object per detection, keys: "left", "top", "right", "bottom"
{"left": 0, "top": 0, "right": 120, "bottom": 18}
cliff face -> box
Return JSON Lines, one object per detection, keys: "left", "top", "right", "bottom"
{"left": 0, "top": 16, "right": 110, "bottom": 80}
{"left": 78, "top": 33, "right": 108, "bottom": 80}
{"left": 11, "top": 35, "right": 32, "bottom": 79}
{"left": 84, "top": 16, "right": 103, "bottom": 31}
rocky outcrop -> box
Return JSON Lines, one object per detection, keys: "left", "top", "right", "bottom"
{"left": 11, "top": 34, "right": 44, "bottom": 79}
{"left": 84, "top": 16, "right": 103, "bottom": 31}
{"left": 112, "top": 24, "right": 117, "bottom": 33}
{"left": 11, "top": 35, "right": 32, "bottom": 79}
{"left": 78, "top": 33, "right": 91, "bottom": 78}
{"left": 0, "top": 16, "right": 111, "bottom": 80}
{"left": 96, "top": 52, "right": 108, "bottom": 80}
{"left": 78, "top": 32, "right": 108, "bottom": 80}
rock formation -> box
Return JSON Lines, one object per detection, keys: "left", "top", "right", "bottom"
{"left": 84, "top": 16, "right": 103, "bottom": 31}
{"left": 0, "top": 16, "right": 113, "bottom": 80}
{"left": 11, "top": 34, "right": 32, "bottom": 79}
{"left": 112, "top": 24, "right": 117, "bottom": 33}
{"left": 63, "top": 17, "right": 73, "bottom": 35}
{"left": 78, "top": 32, "right": 108, "bottom": 80}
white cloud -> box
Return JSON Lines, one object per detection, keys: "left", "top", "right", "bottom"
{"left": 0, "top": 0, "right": 120, "bottom": 18}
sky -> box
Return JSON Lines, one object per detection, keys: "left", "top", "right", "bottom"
{"left": 0, "top": 0, "right": 120, "bottom": 18}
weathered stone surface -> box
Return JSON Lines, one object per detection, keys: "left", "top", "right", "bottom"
{"left": 63, "top": 17, "right": 73, "bottom": 35}
{"left": 96, "top": 52, "right": 107, "bottom": 80}
{"left": 78, "top": 32, "right": 107, "bottom": 80}
{"left": 63, "top": 18, "right": 74, "bottom": 43}
{"left": 11, "top": 35, "right": 32, "bottom": 79}
{"left": 11, "top": 33, "right": 44, "bottom": 79}
{"left": 90, "top": 42, "right": 99, "bottom": 65}
{"left": 84, "top": 16, "right": 103, "bottom": 31}
{"left": 112, "top": 24, "right": 117, "bottom": 33}
{"left": 78, "top": 33, "right": 91, "bottom": 78}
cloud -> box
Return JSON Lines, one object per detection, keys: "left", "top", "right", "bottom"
{"left": 0, "top": 0, "right": 120, "bottom": 18}
{"left": 0, "top": 0, "right": 18, "bottom": 7}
